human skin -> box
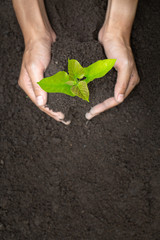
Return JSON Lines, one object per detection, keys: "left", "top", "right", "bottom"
{"left": 12, "top": 0, "right": 139, "bottom": 123}
{"left": 86, "top": 0, "right": 140, "bottom": 120}
{"left": 12, "top": 0, "right": 69, "bottom": 124}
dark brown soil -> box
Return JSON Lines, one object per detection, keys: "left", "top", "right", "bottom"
{"left": 0, "top": 0, "right": 160, "bottom": 240}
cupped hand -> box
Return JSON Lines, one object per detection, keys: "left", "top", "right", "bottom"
{"left": 86, "top": 33, "right": 140, "bottom": 120}
{"left": 18, "top": 36, "right": 69, "bottom": 124}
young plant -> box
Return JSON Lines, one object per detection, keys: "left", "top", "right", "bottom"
{"left": 37, "top": 59, "right": 116, "bottom": 102}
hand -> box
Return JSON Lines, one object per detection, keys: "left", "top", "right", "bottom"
{"left": 85, "top": 34, "right": 140, "bottom": 120}
{"left": 18, "top": 36, "right": 69, "bottom": 124}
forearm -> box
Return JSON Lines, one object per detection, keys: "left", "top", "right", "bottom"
{"left": 12, "top": 0, "right": 53, "bottom": 44}
{"left": 105, "top": 0, "right": 138, "bottom": 41}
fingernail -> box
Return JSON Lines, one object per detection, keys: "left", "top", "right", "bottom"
{"left": 117, "top": 94, "right": 124, "bottom": 103}
{"left": 90, "top": 107, "right": 95, "bottom": 114}
{"left": 58, "top": 112, "right": 65, "bottom": 120}
{"left": 85, "top": 112, "right": 92, "bottom": 120}
{"left": 37, "top": 96, "right": 44, "bottom": 106}
{"left": 61, "top": 120, "right": 71, "bottom": 125}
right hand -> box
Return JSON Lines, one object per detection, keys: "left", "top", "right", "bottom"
{"left": 85, "top": 33, "right": 140, "bottom": 120}
{"left": 18, "top": 36, "right": 69, "bottom": 124}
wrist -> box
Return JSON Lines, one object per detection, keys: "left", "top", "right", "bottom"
{"left": 22, "top": 7, "right": 56, "bottom": 45}
{"left": 98, "top": 23, "right": 131, "bottom": 48}
{"left": 24, "top": 29, "right": 56, "bottom": 46}
{"left": 100, "top": 23, "right": 130, "bottom": 44}
{"left": 101, "top": 0, "right": 139, "bottom": 44}
{"left": 12, "top": 0, "right": 56, "bottom": 45}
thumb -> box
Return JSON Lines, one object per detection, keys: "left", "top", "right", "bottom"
{"left": 27, "top": 64, "right": 47, "bottom": 106}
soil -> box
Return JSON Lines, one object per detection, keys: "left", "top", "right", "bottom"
{"left": 0, "top": 0, "right": 160, "bottom": 240}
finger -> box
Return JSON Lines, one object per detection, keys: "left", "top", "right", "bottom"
{"left": 85, "top": 97, "right": 119, "bottom": 120}
{"left": 124, "top": 68, "right": 140, "bottom": 98}
{"left": 40, "top": 106, "right": 65, "bottom": 120}
{"left": 85, "top": 69, "right": 140, "bottom": 121}
{"left": 19, "top": 66, "right": 66, "bottom": 121}
{"left": 114, "top": 63, "right": 132, "bottom": 103}
{"left": 40, "top": 106, "right": 71, "bottom": 125}
{"left": 85, "top": 65, "right": 131, "bottom": 120}
{"left": 26, "top": 63, "right": 47, "bottom": 107}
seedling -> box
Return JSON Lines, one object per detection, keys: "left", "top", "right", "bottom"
{"left": 38, "top": 59, "right": 116, "bottom": 102}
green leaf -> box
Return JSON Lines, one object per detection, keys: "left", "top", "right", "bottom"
{"left": 71, "top": 81, "right": 89, "bottom": 102}
{"left": 37, "top": 71, "right": 75, "bottom": 96}
{"left": 66, "top": 81, "right": 75, "bottom": 86}
{"left": 37, "top": 59, "right": 116, "bottom": 102}
{"left": 68, "top": 59, "right": 85, "bottom": 81}
{"left": 84, "top": 59, "right": 116, "bottom": 84}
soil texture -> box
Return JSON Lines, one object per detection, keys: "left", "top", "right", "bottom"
{"left": 0, "top": 0, "right": 160, "bottom": 239}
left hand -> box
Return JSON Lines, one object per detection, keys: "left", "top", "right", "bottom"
{"left": 85, "top": 34, "right": 140, "bottom": 120}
